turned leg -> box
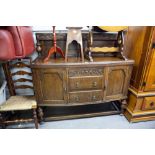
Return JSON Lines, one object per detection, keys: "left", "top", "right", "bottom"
{"left": 37, "top": 107, "right": 44, "bottom": 123}
{"left": 119, "top": 52, "right": 128, "bottom": 60}
{"left": 65, "top": 41, "right": 71, "bottom": 62}
{"left": 33, "top": 109, "right": 38, "bottom": 129}
{"left": 44, "top": 47, "right": 55, "bottom": 62}
{"left": 56, "top": 46, "right": 65, "bottom": 58}
{"left": 79, "top": 41, "right": 84, "bottom": 62}
{"left": 121, "top": 99, "right": 127, "bottom": 115}
{"left": 0, "top": 113, "right": 6, "bottom": 129}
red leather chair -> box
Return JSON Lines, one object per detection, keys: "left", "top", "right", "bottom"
{"left": 0, "top": 29, "right": 16, "bottom": 60}
{"left": 0, "top": 26, "right": 35, "bottom": 61}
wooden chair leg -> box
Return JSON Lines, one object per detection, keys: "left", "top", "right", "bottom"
{"left": 79, "top": 41, "right": 84, "bottom": 62}
{"left": 0, "top": 113, "right": 6, "bottom": 129}
{"left": 88, "top": 50, "right": 93, "bottom": 62}
{"left": 33, "top": 109, "right": 38, "bottom": 129}
{"left": 65, "top": 41, "right": 70, "bottom": 62}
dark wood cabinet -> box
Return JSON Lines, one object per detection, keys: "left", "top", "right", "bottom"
{"left": 32, "top": 31, "right": 134, "bottom": 120}
{"left": 32, "top": 57, "right": 134, "bottom": 119}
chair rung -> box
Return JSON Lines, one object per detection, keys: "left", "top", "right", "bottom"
{"left": 90, "top": 47, "right": 119, "bottom": 53}
{"left": 10, "top": 62, "right": 30, "bottom": 68}
{"left": 14, "top": 85, "right": 33, "bottom": 89}
{"left": 14, "top": 78, "right": 33, "bottom": 83}
{"left": 12, "top": 71, "right": 32, "bottom": 76}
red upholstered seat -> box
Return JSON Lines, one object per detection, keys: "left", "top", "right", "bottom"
{"left": 0, "top": 30, "right": 16, "bottom": 60}
{"left": 0, "top": 26, "right": 35, "bottom": 61}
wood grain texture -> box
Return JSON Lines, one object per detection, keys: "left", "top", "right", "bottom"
{"left": 125, "top": 26, "right": 155, "bottom": 122}
{"left": 32, "top": 57, "right": 133, "bottom": 109}
{"left": 144, "top": 48, "right": 155, "bottom": 91}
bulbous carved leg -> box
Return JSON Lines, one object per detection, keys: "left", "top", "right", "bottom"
{"left": 121, "top": 99, "right": 127, "bottom": 115}
{"left": 33, "top": 109, "right": 38, "bottom": 129}
{"left": 0, "top": 113, "right": 6, "bottom": 129}
{"left": 38, "top": 107, "right": 44, "bottom": 123}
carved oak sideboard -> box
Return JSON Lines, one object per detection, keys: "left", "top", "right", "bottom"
{"left": 31, "top": 57, "right": 134, "bottom": 120}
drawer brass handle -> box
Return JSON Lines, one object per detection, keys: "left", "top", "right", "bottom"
{"left": 75, "top": 96, "right": 79, "bottom": 102}
{"left": 92, "top": 81, "right": 97, "bottom": 87}
{"left": 85, "top": 70, "right": 88, "bottom": 73}
{"left": 75, "top": 82, "right": 79, "bottom": 88}
{"left": 92, "top": 96, "right": 96, "bottom": 101}
{"left": 64, "top": 87, "right": 67, "bottom": 92}
{"left": 150, "top": 102, "right": 154, "bottom": 107}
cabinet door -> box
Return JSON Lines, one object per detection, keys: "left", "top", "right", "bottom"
{"left": 144, "top": 49, "right": 155, "bottom": 91}
{"left": 105, "top": 66, "right": 131, "bottom": 100}
{"left": 39, "top": 68, "right": 67, "bottom": 105}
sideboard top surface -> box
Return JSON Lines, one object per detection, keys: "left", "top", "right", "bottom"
{"left": 31, "top": 57, "right": 134, "bottom": 68}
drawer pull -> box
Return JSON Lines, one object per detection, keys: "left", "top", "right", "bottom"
{"left": 150, "top": 102, "right": 154, "bottom": 107}
{"left": 75, "top": 82, "right": 79, "bottom": 88}
{"left": 64, "top": 87, "right": 67, "bottom": 92}
{"left": 75, "top": 96, "right": 80, "bottom": 102}
{"left": 92, "top": 81, "right": 97, "bottom": 87}
{"left": 92, "top": 96, "right": 96, "bottom": 101}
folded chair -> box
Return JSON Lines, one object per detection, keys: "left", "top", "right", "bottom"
{"left": 85, "top": 26, "right": 128, "bottom": 62}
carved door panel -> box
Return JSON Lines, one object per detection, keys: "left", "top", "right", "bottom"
{"left": 105, "top": 66, "right": 131, "bottom": 100}
{"left": 144, "top": 49, "right": 155, "bottom": 91}
{"left": 39, "top": 68, "right": 67, "bottom": 105}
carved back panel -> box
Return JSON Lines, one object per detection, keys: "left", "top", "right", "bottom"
{"left": 36, "top": 32, "right": 118, "bottom": 58}
{"left": 3, "top": 58, "right": 34, "bottom": 96}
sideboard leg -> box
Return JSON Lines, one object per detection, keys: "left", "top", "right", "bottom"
{"left": 0, "top": 113, "right": 6, "bottom": 129}
{"left": 38, "top": 107, "right": 44, "bottom": 123}
{"left": 33, "top": 109, "right": 38, "bottom": 129}
{"left": 121, "top": 99, "right": 127, "bottom": 115}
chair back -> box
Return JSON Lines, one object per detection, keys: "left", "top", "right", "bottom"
{"left": 0, "top": 26, "right": 35, "bottom": 61}
{"left": 2, "top": 58, "right": 34, "bottom": 96}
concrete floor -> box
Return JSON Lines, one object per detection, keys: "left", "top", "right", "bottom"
{"left": 7, "top": 115, "right": 155, "bottom": 129}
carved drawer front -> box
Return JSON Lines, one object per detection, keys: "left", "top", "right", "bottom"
{"left": 69, "top": 90, "right": 103, "bottom": 104}
{"left": 142, "top": 97, "right": 155, "bottom": 110}
{"left": 68, "top": 68, "right": 104, "bottom": 77}
{"left": 69, "top": 76, "right": 103, "bottom": 91}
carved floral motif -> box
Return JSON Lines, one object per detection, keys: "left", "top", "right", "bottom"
{"left": 69, "top": 68, "right": 103, "bottom": 77}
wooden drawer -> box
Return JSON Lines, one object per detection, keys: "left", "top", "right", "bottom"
{"left": 69, "top": 76, "right": 103, "bottom": 91}
{"left": 69, "top": 90, "right": 103, "bottom": 104}
{"left": 142, "top": 97, "right": 155, "bottom": 110}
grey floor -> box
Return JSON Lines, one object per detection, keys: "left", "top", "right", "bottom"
{"left": 7, "top": 114, "right": 155, "bottom": 129}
